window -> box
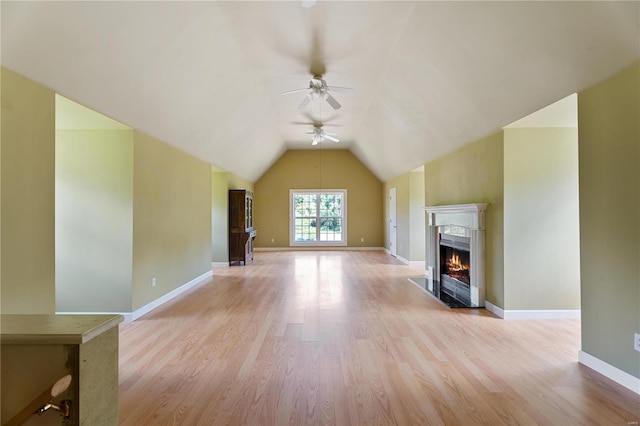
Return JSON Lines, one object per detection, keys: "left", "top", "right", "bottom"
{"left": 290, "top": 190, "right": 347, "bottom": 246}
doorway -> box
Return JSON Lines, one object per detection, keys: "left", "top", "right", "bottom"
{"left": 389, "top": 187, "right": 397, "bottom": 257}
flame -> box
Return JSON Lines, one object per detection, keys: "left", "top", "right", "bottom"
{"left": 446, "top": 253, "right": 468, "bottom": 272}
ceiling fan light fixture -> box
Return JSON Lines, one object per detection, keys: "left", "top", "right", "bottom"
{"left": 282, "top": 75, "right": 352, "bottom": 111}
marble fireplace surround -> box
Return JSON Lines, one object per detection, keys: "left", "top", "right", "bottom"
{"left": 424, "top": 203, "right": 488, "bottom": 307}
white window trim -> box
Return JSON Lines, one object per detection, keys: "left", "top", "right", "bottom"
{"left": 289, "top": 189, "right": 347, "bottom": 247}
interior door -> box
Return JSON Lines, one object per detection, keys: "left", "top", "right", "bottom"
{"left": 389, "top": 187, "right": 397, "bottom": 257}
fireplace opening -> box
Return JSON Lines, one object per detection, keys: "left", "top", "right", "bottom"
{"left": 441, "top": 246, "right": 470, "bottom": 284}
{"left": 439, "top": 233, "right": 472, "bottom": 307}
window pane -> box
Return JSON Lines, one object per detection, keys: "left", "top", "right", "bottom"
{"left": 320, "top": 193, "right": 341, "bottom": 217}
{"left": 295, "top": 194, "right": 316, "bottom": 217}
{"left": 319, "top": 217, "right": 342, "bottom": 241}
{"left": 294, "top": 218, "right": 317, "bottom": 241}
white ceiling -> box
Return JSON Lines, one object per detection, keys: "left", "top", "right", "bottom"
{"left": 2, "top": 1, "right": 639, "bottom": 182}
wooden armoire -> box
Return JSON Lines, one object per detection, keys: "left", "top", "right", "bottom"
{"left": 228, "top": 189, "right": 256, "bottom": 265}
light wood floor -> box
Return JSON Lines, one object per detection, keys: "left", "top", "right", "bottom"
{"left": 119, "top": 251, "right": 639, "bottom": 425}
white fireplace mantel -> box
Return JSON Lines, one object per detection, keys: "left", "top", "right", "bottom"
{"left": 423, "top": 203, "right": 489, "bottom": 307}
{"left": 424, "top": 203, "right": 488, "bottom": 230}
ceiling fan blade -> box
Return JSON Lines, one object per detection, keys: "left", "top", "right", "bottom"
{"left": 324, "top": 135, "right": 340, "bottom": 143}
{"left": 325, "top": 132, "right": 338, "bottom": 136}
{"left": 291, "top": 121, "right": 340, "bottom": 127}
{"left": 311, "top": 139, "right": 319, "bottom": 146}
{"left": 281, "top": 88, "right": 309, "bottom": 96}
{"left": 297, "top": 93, "right": 313, "bottom": 110}
{"left": 327, "top": 86, "right": 354, "bottom": 94}
{"left": 325, "top": 94, "right": 341, "bottom": 110}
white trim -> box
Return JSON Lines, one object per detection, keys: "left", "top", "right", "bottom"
{"left": 255, "top": 247, "right": 384, "bottom": 252}
{"left": 131, "top": 270, "right": 213, "bottom": 321}
{"left": 482, "top": 303, "right": 581, "bottom": 320}
{"left": 424, "top": 203, "right": 489, "bottom": 230}
{"left": 395, "top": 255, "right": 425, "bottom": 267}
{"left": 212, "top": 261, "right": 228, "bottom": 268}
{"left": 56, "top": 270, "right": 214, "bottom": 323}
{"left": 503, "top": 309, "right": 581, "bottom": 320}
{"left": 578, "top": 350, "right": 640, "bottom": 395}
{"left": 484, "top": 301, "right": 505, "bottom": 318}
{"left": 55, "top": 311, "right": 133, "bottom": 323}
{"left": 289, "top": 241, "right": 348, "bottom": 247}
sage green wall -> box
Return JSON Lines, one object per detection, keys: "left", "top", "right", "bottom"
{"left": 503, "top": 127, "right": 580, "bottom": 310}
{"left": 383, "top": 170, "right": 426, "bottom": 263}
{"left": 132, "top": 131, "right": 212, "bottom": 311}
{"left": 254, "top": 149, "right": 383, "bottom": 248}
{"left": 55, "top": 129, "right": 134, "bottom": 312}
{"left": 383, "top": 174, "right": 410, "bottom": 260}
{"left": 409, "top": 170, "right": 425, "bottom": 262}
{"left": 212, "top": 170, "right": 229, "bottom": 263}
{"left": 578, "top": 60, "right": 639, "bottom": 378}
{"left": 0, "top": 68, "right": 56, "bottom": 314}
{"left": 424, "top": 132, "right": 504, "bottom": 307}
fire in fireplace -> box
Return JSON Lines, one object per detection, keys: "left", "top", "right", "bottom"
{"left": 439, "top": 233, "right": 472, "bottom": 307}
{"left": 441, "top": 246, "right": 470, "bottom": 285}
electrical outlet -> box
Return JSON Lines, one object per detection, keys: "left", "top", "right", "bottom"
{"left": 271, "top": 238, "right": 275, "bottom": 243}
{"left": 634, "top": 333, "right": 640, "bottom": 352}
{"left": 152, "top": 277, "right": 157, "bottom": 287}
{"left": 360, "top": 237, "right": 364, "bottom": 243}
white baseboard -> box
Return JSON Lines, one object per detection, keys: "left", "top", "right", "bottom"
{"left": 254, "top": 247, "right": 385, "bottom": 252}
{"left": 130, "top": 270, "right": 213, "bottom": 322}
{"left": 484, "top": 301, "right": 504, "bottom": 318}
{"left": 394, "top": 255, "right": 425, "bottom": 267}
{"left": 212, "top": 261, "right": 228, "bottom": 268}
{"left": 483, "top": 303, "right": 581, "bottom": 320}
{"left": 56, "top": 270, "right": 213, "bottom": 323}
{"left": 504, "top": 309, "right": 581, "bottom": 320}
{"left": 578, "top": 350, "right": 640, "bottom": 395}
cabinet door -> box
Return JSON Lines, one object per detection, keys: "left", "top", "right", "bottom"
{"left": 229, "top": 191, "right": 246, "bottom": 232}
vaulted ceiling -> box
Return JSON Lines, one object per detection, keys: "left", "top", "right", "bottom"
{"left": 2, "top": 1, "right": 639, "bottom": 182}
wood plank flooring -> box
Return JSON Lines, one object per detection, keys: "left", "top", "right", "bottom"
{"left": 119, "top": 251, "right": 640, "bottom": 425}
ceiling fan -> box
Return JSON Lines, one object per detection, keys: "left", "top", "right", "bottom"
{"left": 282, "top": 75, "right": 354, "bottom": 110}
{"left": 307, "top": 124, "right": 339, "bottom": 145}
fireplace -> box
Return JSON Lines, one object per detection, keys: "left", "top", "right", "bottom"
{"left": 423, "top": 204, "right": 488, "bottom": 308}
{"left": 439, "top": 232, "right": 471, "bottom": 306}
